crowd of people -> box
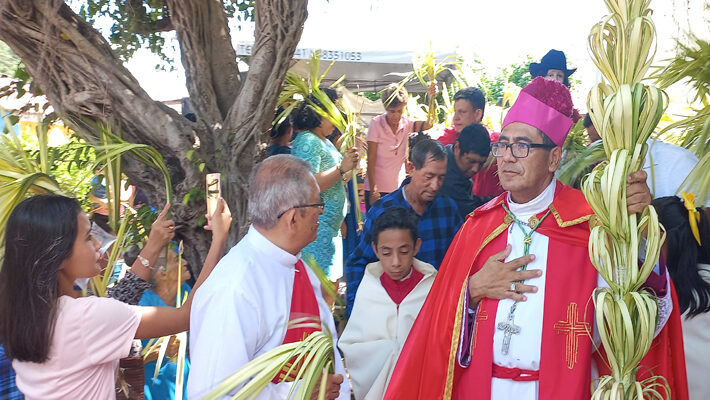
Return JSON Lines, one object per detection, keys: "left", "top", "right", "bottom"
{"left": 0, "top": 49, "right": 709, "bottom": 400}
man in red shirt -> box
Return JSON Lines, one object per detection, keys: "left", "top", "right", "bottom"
{"left": 438, "top": 87, "right": 503, "bottom": 197}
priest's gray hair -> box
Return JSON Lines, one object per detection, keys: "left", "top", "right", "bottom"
{"left": 248, "top": 155, "right": 316, "bottom": 229}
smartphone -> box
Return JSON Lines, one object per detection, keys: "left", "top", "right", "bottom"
{"left": 206, "top": 173, "right": 221, "bottom": 216}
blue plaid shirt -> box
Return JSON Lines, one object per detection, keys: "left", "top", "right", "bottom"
{"left": 0, "top": 345, "right": 24, "bottom": 399}
{"left": 345, "top": 179, "right": 463, "bottom": 315}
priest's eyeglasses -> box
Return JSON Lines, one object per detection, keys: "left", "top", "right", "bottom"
{"left": 277, "top": 196, "right": 326, "bottom": 218}
{"left": 491, "top": 142, "right": 556, "bottom": 158}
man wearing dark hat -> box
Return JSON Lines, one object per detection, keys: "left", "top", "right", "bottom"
{"left": 529, "top": 49, "right": 576, "bottom": 88}
{"left": 383, "top": 77, "right": 685, "bottom": 399}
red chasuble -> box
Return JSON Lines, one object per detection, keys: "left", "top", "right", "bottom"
{"left": 272, "top": 260, "right": 321, "bottom": 383}
{"left": 383, "top": 182, "right": 688, "bottom": 400}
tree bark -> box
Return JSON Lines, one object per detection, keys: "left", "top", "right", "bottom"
{"left": 168, "top": 0, "right": 242, "bottom": 125}
{"left": 0, "top": 0, "right": 309, "bottom": 272}
{"left": 222, "top": 0, "right": 308, "bottom": 239}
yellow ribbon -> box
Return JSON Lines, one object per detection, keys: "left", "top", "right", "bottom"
{"left": 681, "top": 191, "right": 702, "bottom": 246}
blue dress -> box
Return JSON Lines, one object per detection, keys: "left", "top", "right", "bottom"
{"left": 138, "top": 283, "right": 192, "bottom": 400}
{"left": 292, "top": 131, "right": 346, "bottom": 279}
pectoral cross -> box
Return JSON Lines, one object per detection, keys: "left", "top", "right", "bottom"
{"left": 497, "top": 311, "right": 521, "bottom": 355}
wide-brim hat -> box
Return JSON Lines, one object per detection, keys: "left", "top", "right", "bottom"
{"left": 529, "top": 49, "right": 576, "bottom": 78}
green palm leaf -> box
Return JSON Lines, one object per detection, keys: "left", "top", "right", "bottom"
{"left": 202, "top": 329, "right": 335, "bottom": 400}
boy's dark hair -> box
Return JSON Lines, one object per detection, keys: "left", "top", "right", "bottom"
{"left": 583, "top": 113, "right": 594, "bottom": 129}
{"left": 372, "top": 206, "right": 419, "bottom": 245}
{"left": 410, "top": 138, "right": 446, "bottom": 169}
{"left": 453, "top": 87, "right": 486, "bottom": 115}
{"left": 457, "top": 123, "right": 491, "bottom": 157}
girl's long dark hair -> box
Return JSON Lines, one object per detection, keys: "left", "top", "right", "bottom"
{"left": 0, "top": 195, "right": 82, "bottom": 362}
{"left": 652, "top": 196, "right": 710, "bottom": 317}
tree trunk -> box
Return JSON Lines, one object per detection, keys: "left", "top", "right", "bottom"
{"left": 0, "top": 0, "right": 309, "bottom": 272}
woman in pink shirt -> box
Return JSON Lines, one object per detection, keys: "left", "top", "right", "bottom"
{"left": 0, "top": 195, "right": 230, "bottom": 399}
{"left": 365, "top": 84, "right": 433, "bottom": 208}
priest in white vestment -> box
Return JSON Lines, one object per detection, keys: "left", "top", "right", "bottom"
{"left": 188, "top": 155, "right": 350, "bottom": 400}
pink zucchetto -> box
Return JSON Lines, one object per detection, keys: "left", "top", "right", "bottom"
{"left": 502, "top": 77, "right": 580, "bottom": 146}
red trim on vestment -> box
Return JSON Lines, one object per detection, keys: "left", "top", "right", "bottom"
{"left": 380, "top": 267, "right": 424, "bottom": 306}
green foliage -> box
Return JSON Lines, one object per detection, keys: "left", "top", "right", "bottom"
{"left": 19, "top": 128, "right": 96, "bottom": 209}
{"left": 506, "top": 56, "right": 533, "bottom": 89}
{"left": 652, "top": 36, "right": 710, "bottom": 158}
{"left": 73, "top": 0, "right": 255, "bottom": 63}
{"left": 481, "top": 74, "right": 505, "bottom": 104}
{"left": 480, "top": 57, "right": 533, "bottom": 104}
{"left": 651, "top": 34, "right": 710, "bottom": 203}
{"left": 355, "top": 91, "right": 380, "bottom": 102}
{"left": 124, "top": 203, "right": 158, "bottom": 246}
{"left": 0, "top": 117, "right": 71, "bottom": 258}
{"left": 653, "top": 36, "right": 710, "bottom": 103}
{"left": 0, "top": 41, "right": 20, "bottom": 76}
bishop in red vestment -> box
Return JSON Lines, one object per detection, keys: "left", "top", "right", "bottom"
{"left": 384, "top": 78, "right": 688, "bottom": 400}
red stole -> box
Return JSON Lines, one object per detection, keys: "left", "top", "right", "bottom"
{"left": 380, "top": 268, "right": 424, "bottom": 306}
{"left": 272, "top": 260, "right": 321, "bottom": 383}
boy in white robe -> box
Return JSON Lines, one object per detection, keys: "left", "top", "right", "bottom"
{"left": 339, "top": 206, "right": 436, "bottom": 400}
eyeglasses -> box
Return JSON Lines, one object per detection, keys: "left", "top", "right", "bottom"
{"left": 277, "top": 196, "right": 326, "bottom": 218}
{"left": 491, "top": 142, "right": 556, "bottom": 159}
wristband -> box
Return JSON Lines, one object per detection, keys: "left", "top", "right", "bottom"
{"left": 338, "top": 165, "right": 345, "bottom": 176}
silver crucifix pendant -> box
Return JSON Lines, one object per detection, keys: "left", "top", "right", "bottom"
{"left": 497, "top": 311, "right": 521, "bottom": 355}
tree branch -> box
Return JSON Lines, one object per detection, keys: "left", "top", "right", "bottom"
{"left": 167, "top": 0, "right": 241, "bottom": 124}
{"left": 0, "top": 0, "right": 205, "bottom": 214}
{"left": 125, "top": 0, "right": 174, "bottom": 35}
{"left": 215, "top": 0, "right": 307, "bottom": 238}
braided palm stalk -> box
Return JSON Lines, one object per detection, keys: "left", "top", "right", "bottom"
{"left": 583, "top": 0, "right": 670, "bottom": 398}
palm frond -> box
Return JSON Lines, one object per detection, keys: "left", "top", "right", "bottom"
{"left": 398, "top": 43, "right": 459, "bottom": 124}
{"left": 652, "top": 35, "right": 710, "bottom": 204}
{"left": 557, "top": 140, "right": 607, "bottom": 188}
{"left": 302, "top": 254, "right": 339, "bottom": 304}
{"left": 652, "top": 36, "right": 710, "bottom": 102}
{"left": 0, "top": 113, "right": 66, "bottom": 260}
{"left": 202, "top": 330, "right": 335, "bottom": 400}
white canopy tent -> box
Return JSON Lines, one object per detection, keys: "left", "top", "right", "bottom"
{"left": 235, "top": 41, "right": 456, "bottom": 92}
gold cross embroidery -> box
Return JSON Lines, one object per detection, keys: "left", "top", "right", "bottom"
{"left": 472, "top": 310, "right": 488, "bottom": 350}
{"left": 553, "top": 303, "right": 590, "bottom": 370}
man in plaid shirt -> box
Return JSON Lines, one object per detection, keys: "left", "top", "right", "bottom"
{"left": 345, "top": 139, "right": 463, "bottom": 315}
